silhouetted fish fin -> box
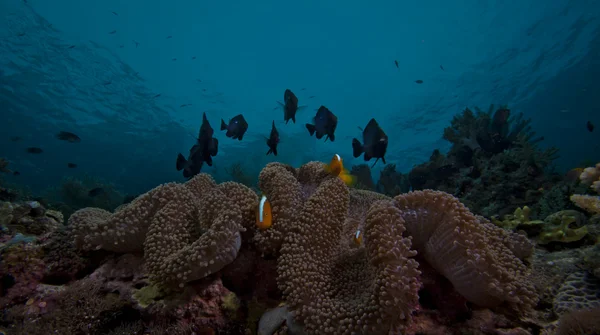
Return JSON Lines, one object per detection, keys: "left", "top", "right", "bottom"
{"left": 306, "top": 123, "right": 316, "bottom": 136}
{"left": 220, "top": 119, "right": 227, "bottom": 131}
{"left": 238, "top": 134, "right": 243, "bottom": 141}
{"left": 206, "top": 155, "right": 213, "bottom": 166}
{"left": 329, "top": 133, "right": 335, "bottom": 142}
{"left": 276, "top": 101, "right": 284, "bottom": 107}
{"left": 382, "top": 156, "right": 386, "bottom": 164}
{"left": 352, "top": 138, "right": 363, "bottom": 158}
{"left": 291, "top": 115, "right": 296, "bottom": 123}
{"left": 357, "top": 126, "right": 364, "bottom": 132}
{"left": 266, "top": 148, "right": 273, "bottom": 155}
{"left": 176, "top": 153, "right": 187, "bottom": 171}
{"left": 371, "top": 158, "right": 379, "bottom": 168}
{"left": 209, "top": 138, "right": 219, "bottom": 156}
{"left": 273, "top": 147, "right": 278, "bottom": 156}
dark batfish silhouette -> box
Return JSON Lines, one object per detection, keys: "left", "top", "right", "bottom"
{"left": 56, "top": 131, "right": 81, "bottom": 143}
{"left": 266, "top": 120, "right": 280, "bottom": 156}
{"left": 220, "top": 114, "right": 248, "bottom": 141}
{"left": 88, "top": 187, "right": 105, "bottom": 197}
{"left": 306, "top": 105, "right": 338, "bottom": 142}
{"left": 176, "top": 112, "right": 219, "bottom": 179}
{"left": 587, "top": 120, "right": 594, "bottom": 132}
{"left": 352, "top": 118, "right": 388, "bottom": 168}
{"left": 67, "top": 163, "right": 77, "bottom": 168}
{"left": 26, "top": 147, "right": 43, "bottom": 154}
{"left": 278, "top": 89, "right": 304, "bottom": 124}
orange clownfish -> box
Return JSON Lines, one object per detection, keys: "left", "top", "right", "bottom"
{"left": 325, "top": 154, "right": 356, "bottom": 186}
{"left": 353, "top": 229, "right": 363, "bottom": 246}
{"left": 256, "top": 195, "right": 272, "bottom": 230}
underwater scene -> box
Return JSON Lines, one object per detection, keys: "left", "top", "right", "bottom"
{"left": 1, "top": 0, "right": 600, "bottom": 334}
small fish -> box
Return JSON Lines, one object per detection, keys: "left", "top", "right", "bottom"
{"left": 119, "top": 44, "right": 124, "bottom": 48}
{"left": 353, "top": 230, "right": 363, "bottom": 246}
{"left": 394, "top": 60, "right": 399, "bottom": 68}
{"left": 172, "top": 58, "right": 177, "bottom": 61}
{"left": 67, "top": 163, "right": 77, "bottom": 168}
{"left": 68, "top": 45, "right": 75, "bottom": 49}
{"left": 17, "top": 32, "right": 26, "bottom": 37}
{"left": 110, "top": 11, "right": 118, "bottom": 16}
{"left": 13, "top": 171, "right": 20, "bottom": 176}
{"left": 352, "top": 118, "right": 388, "bottom": 168}
{"left": 108, "top": 30, "right": 116, "bottom": 34}
{"left": 56, "top": 131, "right": 81, "bottom": 143}
{"left": 176, "top": 112, "right": 219, "bottom": 178}
{"left": 88, "top": 188, "right": 105, "bottom": 197}
{"left": 180, "top": 104, "right": 192, "bottom": 108}
{"left": 324, "top": 154, "right": 356, "bottom": 186}
{"left": 26, "top": 147, "right": 43, "bottom": 154}
{"left": 132, "top": 40, "right": 139, "bottom": 48}
{"left": 277, "top": 89, "right": 305, "bottom": 124}
{"left": 220, "top": 114, "right": 248, "bottom": 141}
{"left": 308, "top": 95, "right": 316, "bottom": 99}
{"left": 153, "top": 94, "right": 161, "bottom": 98}
{"left": 166, "top": 35, "right": 172, "bottom": 39}
{"left": 306, "top": 106, "right": 338, "bottom": 142}
{"left": 192, "top": 56, "right": 196, "bottom": 60}
{"left": 415, "top": 80, "right": 423, "bottom": 84}
{"left": 9, "top": 136, "right": 22, "bottom": 142}
{"left": 103, "top": 81, "right": 112, "bottom": 86}
{"left": 587, "top": 121, "right": 594, "bottom": 132}
{"left": 266, "top": 120, "right": 280, "bottom": 156}
{"left": 440, "top": 65, "right": 445, "bottom": 71}
{"left": 255, "top": 195, "right": 272, "bottom": 230}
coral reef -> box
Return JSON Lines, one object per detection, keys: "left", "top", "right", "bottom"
{"left": 69, "top": 174, "right": 257, "bottom": 290}
{"left": 0, "top": 201, "right": 63, "bottom": 235}
{"left": 376, "top": 163, "right": 410, "bottom": 196}
{"left": 251, "top": 161, "right": 537, "bottom": 334}
{"left": 3, "top": 158, "right": 596, "bottom": 334}
{"left": 409, "top": 105, "right": 559, "bottom": 218}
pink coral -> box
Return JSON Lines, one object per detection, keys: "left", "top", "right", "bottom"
{"left": 0, "top": 243, "right": 45, "bottom": 307}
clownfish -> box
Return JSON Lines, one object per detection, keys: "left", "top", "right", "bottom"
{"left": 353, "top": 229, "right": 363, "bottom": 246}
{"left": 324, "top": 154, "right": 356, "bottom": 186}
{"left": 256, "top": 195, "right": 272, "bottom": 230}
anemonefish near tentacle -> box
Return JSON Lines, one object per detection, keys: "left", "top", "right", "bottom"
{"left": 324, "top": 154, "right": 356, "bottom": 186}
{"left": 353, "top": 229, "right": 363, "bottom": 246}
{"left": 256, "top": 195, "right": 272, "bottom": 230}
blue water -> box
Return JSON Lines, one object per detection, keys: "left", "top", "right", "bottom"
{"left": 1, "top": 0, "right": 599, "bottom": 195}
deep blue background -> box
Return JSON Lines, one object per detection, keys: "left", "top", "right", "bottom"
{"left": 1, "top": 0, "right": 599, "bottom": 195}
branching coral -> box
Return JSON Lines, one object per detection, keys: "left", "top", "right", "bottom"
{"left": 411, "top": 105, "right": 558, "bottom": 218}
{"left": 69, "top": 174, "right": 257, "bottom": 290}
{"left": 570, "top": 163, "right": 600, "bottom": 214}
{"left": 393, "top": 190, "right": 537, "bottom": 311}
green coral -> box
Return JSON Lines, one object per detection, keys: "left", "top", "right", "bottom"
{"left": 222, "top": 292, "right": 241, "bottom": 318}
{"left": 133, "top": 284, "right": 163, "bottom": 308}
{"left": 491, "top": 206, "right": 544, "bottom": 230}
{"left": 539, "top": 210, "right": 589, "bottom": 244}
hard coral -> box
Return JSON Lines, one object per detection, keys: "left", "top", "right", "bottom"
{"left": 69, "top": 174, "right": 257, "bottom": 291}
{"left": 5, "top": 278, "right": 134, "bottom": 335}
{"left": 411, "top": 105, "right": 558, "bottom": 218}
{"left": 0, "top": 243, "right": 45, "bottom": 307}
